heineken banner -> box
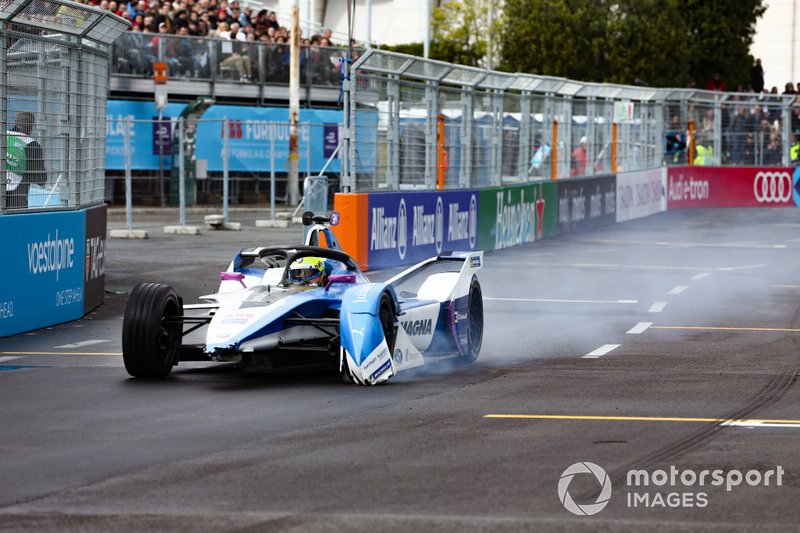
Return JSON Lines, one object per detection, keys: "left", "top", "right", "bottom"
{"left": 477, "top": 182, "right": 558, "bottom": 251}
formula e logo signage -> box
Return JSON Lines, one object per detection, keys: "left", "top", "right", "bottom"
{"left": 368, "top": 191, "right": 478, "bottom": 269}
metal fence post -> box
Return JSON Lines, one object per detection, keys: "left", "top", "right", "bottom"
{"left": 178, "top": 117, "right": 186, "bottom": 226}
{"left": 222, "top": 117, "right": 229, "bottom": 223}
{"left": 124, "top": 117, "right": 133, "bottom": 231}
{"left": 270, "top": 121, "right": 276, "bottom": 221}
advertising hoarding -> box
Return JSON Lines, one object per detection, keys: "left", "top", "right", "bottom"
{"left": 617, "top": 168, "right": 667, "bottom": 222}
{"left": 557, "top": 175, "right": 617, "bottom": 234}
{"left": 366, "top": 191, "right": 479, "bottom": 270}
{"left": 477, "top": 182, "right": 558, "bottom": 251}
{"left": 667, "top": 167, "right": 796, "bottom": 208}
{"left": 0, "top": 211, "right": 86, "bottom": 337}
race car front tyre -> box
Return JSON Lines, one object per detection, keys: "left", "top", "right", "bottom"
{"left": 464, "top": 277, "right": 483, "bottom": 363}
{"left": 122, "top": 282, "right": 183, "bottom": 378}
{"left": 379, "top": 293, "right": 397, "bottom": 354}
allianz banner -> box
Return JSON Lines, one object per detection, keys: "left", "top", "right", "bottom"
{"left": 477, "top": 182, "right": 558, "bottom": 251}
{"left": 0, "top": 211, "right": 86, "bottom": 337}
{"left": 558, "top": 175, "right": 617, "bottom": 234}
{"left": 367, "top": 191, "right": 479, "bottom": 269}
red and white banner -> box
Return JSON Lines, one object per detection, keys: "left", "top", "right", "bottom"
{"left": 667, "top": 167, "right": 795, "bottom": 209}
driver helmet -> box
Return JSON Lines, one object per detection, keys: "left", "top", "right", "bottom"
{"left": 288, "top": 256, "right": 326, "bottom": 286}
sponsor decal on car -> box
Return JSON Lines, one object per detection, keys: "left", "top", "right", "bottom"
{"left": 401, "top": 318, "right": 432, "bottom": 336}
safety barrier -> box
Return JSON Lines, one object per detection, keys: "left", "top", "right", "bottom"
{"left": 332, "top": 165, "right": 796, "bottom": 271}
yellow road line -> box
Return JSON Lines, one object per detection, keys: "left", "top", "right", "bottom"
{"left": 650, "top": 326, "right": 800, "bottom": 333}
{"left": 1, "top": 351, "right": 122, "bottom": 356}
{"left": 483, "top": 414, "right": 800, "bottom": 425}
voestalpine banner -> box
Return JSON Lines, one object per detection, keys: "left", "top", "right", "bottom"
{"left": 105, "top": 100, "right": 344, "bottom": 173}
{"left": 558, "top": 175, "right": 617, "bottom": 234}
{"left": 0, "top": 211, "right": 86, "bottom": 337}
{"left": 367, "top": 191, "right": 479, "bottom": 269}
{"left": 616, "top": 168, "right": 667, "bottom": 222}
{"left": 667, "top": 166, "right": 796, "bottom": 208}
{"left": 477, "top": 182, "right": 557, "bottom": 250}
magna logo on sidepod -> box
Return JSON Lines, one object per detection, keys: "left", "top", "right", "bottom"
{"left": 27, "top": 229, "right": 75, "bottom": 281}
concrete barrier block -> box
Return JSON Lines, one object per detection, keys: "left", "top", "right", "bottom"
{"left": 255, "top": 219, "right": 289, "bottom": 228}
{"left": 109, "top": 229, "right": 149, "bottom": 239}
{"left": 164, "top": 225, "right": 201, "bottom": 235}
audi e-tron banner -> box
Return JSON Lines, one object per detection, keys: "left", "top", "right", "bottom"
{"left": 557, "top": 175, "right": 617, "bottom": 234}
{"left": 367, "top": 191, "right": 479, "bottom": 270}
{"left": 667, "top": 167, "right": 797, "bottom": 208}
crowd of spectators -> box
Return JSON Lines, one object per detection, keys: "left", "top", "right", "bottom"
{"left": 90, "top": 0, "right": 345, "bottom": 84}
{"left": 670, "top": 59, "right": 800, "bottom": 166}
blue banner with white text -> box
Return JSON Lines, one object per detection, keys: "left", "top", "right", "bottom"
{"left": 366, "top": 191, "right": 479, "bottom": 270}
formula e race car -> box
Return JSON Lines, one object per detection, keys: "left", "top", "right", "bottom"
{"left": 121, "top": 215, "right": 484, "bottom": 385}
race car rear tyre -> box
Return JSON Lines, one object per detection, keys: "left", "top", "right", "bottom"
{"left": 464, "top": 278, "right": 483, "bottom": 363}
{"left": 379, "top": 293, "right": 396, "bottom": 354}
{"left": 122, "top": 282, "right": 183, "bottom": 378}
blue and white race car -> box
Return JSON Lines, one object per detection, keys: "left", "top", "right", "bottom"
{"left": 122, "top": 216, "right": 484, "bottom": 385}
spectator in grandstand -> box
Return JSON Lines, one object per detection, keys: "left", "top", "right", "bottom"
{"left": 730, "top": 105, "right": 752, "bottom": 164}
{"left": 127, "top": 0, "right": 147, "bottom": 19}
{"left": 705, "top": 72, "right": 726, "bottom": 92}
{"left": 266, "top": 10, "right": 280, "bottom": 31}
{"left": 751, "top": 58, "right": 764, "bottom": 93}
{"left": 765, "top": 129, "right": 783, "bottom": 166}
{"left": 4, "top": 111, "right": 46, "bottom": 210}
{"left": 322, "top": 27, "right": 335, "bottom": 46}
{"left": 782, "top": 82, "right": 795, "bottom": 95}
{"left": 217, "top": 22, "right": 252, "bottom": 81}
{"left": 570, "top": 136, "right": 587, "bottom": 176}
{"left": 791, "top": 130, "right": 800, "bottom": 166}
{"left": 693, "top": 135, "right": 713, "bottom": 165}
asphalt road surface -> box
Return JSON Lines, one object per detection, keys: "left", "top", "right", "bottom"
{"left": 1, "top": 207, "right": 800, "bottom": 531}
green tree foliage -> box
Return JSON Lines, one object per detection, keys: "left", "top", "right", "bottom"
{"left": 378, "top": 1, "right": 504, "bottom": 68}
{"left": 430, "top": 0, "right": 504, "bottom": 68}
{"left": 499, "top": 0, "right": 765, "bottom": 88}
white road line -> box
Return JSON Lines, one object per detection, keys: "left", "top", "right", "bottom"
{"left": 691, "top": 273, "right": 711, "bottom": 280}
{"left": 718, "top": 264, "right": 769, "bottom": 271}
{"left": 648, "top": 302, "right": 667, "bottom": 313}
{"left": 54, "top": 340, "right": 110, "bottom": 349}
{"left": 495, "top": 262, "right": 766, "bottom": 273}
{"left": 723, "top": 421, "right": 800, "bottom": 429}
{"left": 627, "top": 322, "right": 653, "bottom": 334}
{"left": 668, "top": 285, "right": 688, "bottom": 295}
{"left": 484, "top": 297, "right": 638, "bottom": 305}
{"left": 0, "top": 356, "right": 23, "bottom": 364}
{"left": 588, "top": 239, "right": 786, "bottom": 249}
{"left": 583, "top": 344, "right": 621, "bottom": 359}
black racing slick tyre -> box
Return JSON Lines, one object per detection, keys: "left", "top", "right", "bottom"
{"left": 379, "top": 293, "right": 397, "bottom": 354}
{"left": 464, "top": 278, "right": 483, "bottom": 363}
{"left": 122, "top": 282, "right": 183, "bottom": 378}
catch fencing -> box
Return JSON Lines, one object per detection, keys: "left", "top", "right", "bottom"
{"left": 343, "top": 50, "right": 798, "bottom": 193}
{"left": 0, "top": 0, "right": 128, "bottom": 214}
